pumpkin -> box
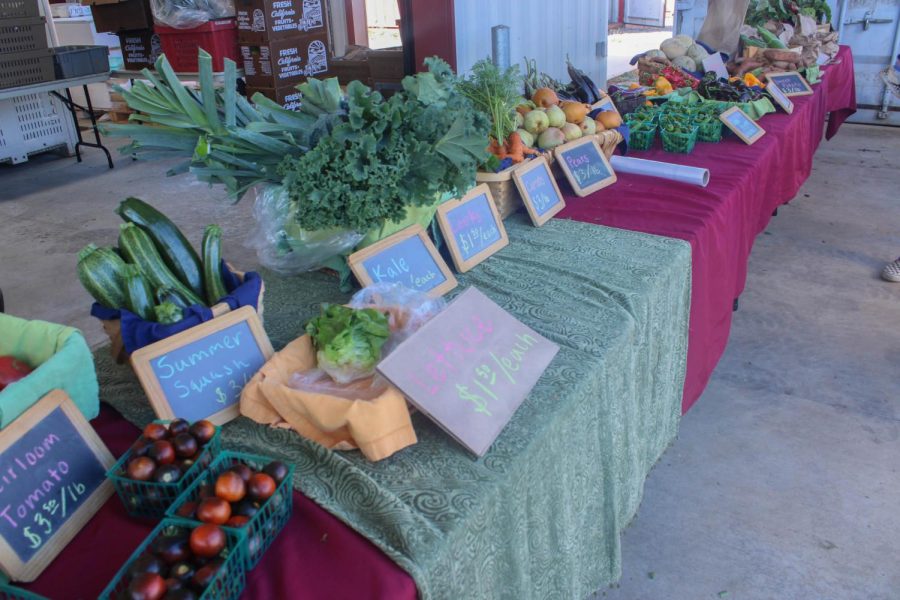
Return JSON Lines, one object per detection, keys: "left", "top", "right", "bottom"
{"left": 560, "top": 101, "right": 590, "bottom": 123}
{"left": 596, "top": 111, "right": 622, "bottom": 130}
{"left": 532, "top": 87, "right": 560, "bottom": 108}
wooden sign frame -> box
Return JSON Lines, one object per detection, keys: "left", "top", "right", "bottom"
{"left": 348, "top": 224, "right": 458, "bottom": 297}
{"left": 554, "top": 136, "right": 617, "bottom": 197}
{"left": 436, "top": 184, "right": 509, "bottom": 273}
{"left": 719, "top": 106, "right": 766, "bottom": 145}
{"left": 131, "top": 305, "right": 274, "bottom": 426}
{"left": 0, "top": 390, "right": 114, "bottom": 582}
{"left": 766, "top": 71, "right": 814, "bottom": 97}
{"left": 766, "top": 80, "right": 795, "bottom": 114}
{"left": 511, "top": 156, "right": 566, "bottom": 226}
{"left": 591, "top": 96, "right": 618, "bottom": 115}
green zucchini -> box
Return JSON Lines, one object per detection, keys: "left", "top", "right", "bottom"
{"left": 122, "top": 265, "right": 155, "bottom": 320}
{"left": 741, "top": 34, "right": 767, "bottom": 49}
{"left": 118, "top": 223, "right": 205, "bottom": 307}
{"left": 155, "top": 286, "right": 193, "bottom": 310}
{"left": 756, "top": 26, "right": 786, "bottom": 49}
{"left": 201, "top": 225, "right": 229, "bottom": 305}
{"left": 153, "top": 301, "right": 184, "bottom": 325}
{"left": 116, "top": 197, "right": 205, "bottom": 298}
{"left": 77, "top": 244, "right": 128, "bottom": 309}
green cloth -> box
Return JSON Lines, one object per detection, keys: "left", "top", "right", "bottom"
{"left": 0, "top": 314, "right": 98, "bottom": 428}
{"left": 98, "top": 215, "right": 692, "bottom": 599}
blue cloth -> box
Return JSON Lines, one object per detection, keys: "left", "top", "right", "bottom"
{"left": 588, "top": 107, "right": 630, "bottom": 155}
{"left": 91, "top": 265, "right": 263, "bottom": 355}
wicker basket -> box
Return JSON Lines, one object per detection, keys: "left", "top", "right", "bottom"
{"left": 101, "top": 267, "right": 265, "bottom": 364}
{"left": 476, "top": 129, "right": 623, "bottom": 219}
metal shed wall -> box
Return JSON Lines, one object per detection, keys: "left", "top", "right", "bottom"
{"left": 453, "top": 0, "right": 610, "bottom": 87}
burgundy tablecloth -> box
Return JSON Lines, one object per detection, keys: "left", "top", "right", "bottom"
{"left": 18, "top": 404, "right": 418, "bottom": 600}
{"left": 558, "top": 51, "right": 856, "bottom": 412}
{"left": 825, "top": 46, "right": 857, "bottom": 140}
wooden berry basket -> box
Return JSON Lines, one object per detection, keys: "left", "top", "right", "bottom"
{"left": 476, "top": 129, "right": 623, "bottom": 219}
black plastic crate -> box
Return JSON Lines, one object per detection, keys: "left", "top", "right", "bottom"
{"left": 0, "top": 17, "right": 47, "bottom": 54}
{"left": 0, "top": 0, "right": 40, "bottom": 20}
{"left": 0, "top": 48, "right": 54, "bottom": 90}
{"left": 52, "top": 45, "right": 110, "bottom": 79}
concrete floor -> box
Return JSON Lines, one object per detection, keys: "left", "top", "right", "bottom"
{"left": 2, "top": 123, "right": 899, "bottom": 599}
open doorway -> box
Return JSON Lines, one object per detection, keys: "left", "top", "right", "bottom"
{"left": 607, "top": 0, "right": 673, "bottom": 81}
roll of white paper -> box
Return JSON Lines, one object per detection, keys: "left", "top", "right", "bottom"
{"left": 610, "top": 155, "right": 710, "bottom": 188}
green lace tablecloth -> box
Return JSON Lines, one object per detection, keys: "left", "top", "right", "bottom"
{"left": 97, "top": 214, "right": 691, "bottom": 599}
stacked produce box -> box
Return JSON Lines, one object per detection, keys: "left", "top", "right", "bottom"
{"left": 0, "top": 3, "right": 54, "bottom": 90}
{"left": 238, "top": 0, "right": 330, "bottom": 110}
{"left": 82, "top": 0, "right": 160, "bottom": 70}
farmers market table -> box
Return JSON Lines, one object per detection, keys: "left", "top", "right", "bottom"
{"left": 559, "top": 46, "right": 857, "bottom": 412}
{"left": 19, "top": 216, "right": 692, "bottom": 599}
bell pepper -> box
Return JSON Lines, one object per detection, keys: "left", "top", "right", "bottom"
{"left": 654, "top": 76, "right": 674, "bottom": 96}
{"left": 743, "top": 72, "right": 765, "bottom": 88}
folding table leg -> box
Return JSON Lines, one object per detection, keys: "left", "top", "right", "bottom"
{"left": 733, "top": 298, "right": 739, "bottom": 312}
{"left": 55, "top": 86, "right": 114, "bottom": 169}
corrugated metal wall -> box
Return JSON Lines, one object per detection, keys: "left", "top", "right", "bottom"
{"left": 453, "top": 0, "right": 610, "bottom": 87}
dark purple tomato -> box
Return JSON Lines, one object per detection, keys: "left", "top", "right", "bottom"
{"left": 231, "top": 499, "right": 260, "bottom": 519}
{"left": 127, "top": 572, "right": 167, "bottom": 600}
{"left": 190, "top": 560, "right": 222, "bottom": 590}
{"left": 148, "top": 441, "right": 176, "bottom": 465}
{"left": 143, "top": 423, "right": 168, "bottom": 441}
{"left": 263, "top": 461, "right": 289, "bottom": 485}
{"left": 167, "top": 419, "right": 190, "bottom": 436}
{"left": 188, "top": 421, "right": 216, "bottom": 445}
{"left": 131, "top": 437, "right": 155, "bottom": 457}
{"left": 214, "top": 471, "right": 245, "bottom": 503}
{"left": 228, "top": 464, "right": 253, "bottom": 483}
{"left": 154, "top": 533, "right": 190, "bottom": 564}
{"left": 154, "top": 464, "right": 182, "bottom": 484}
{"left": 128, "top": 554, "right": 166, "bottom": 578}
{"left": 167, "top": 560, "right": 194, "bottom": 582}
{"left": 171, "top": 434, "right": 198, "bottom": 459}
{"left": 175, "top": 501, "right": 197, "bottom": 520}
{"left": 189, "top": 524, "right": 226, "bottom": 558}
{"left": 196, "top": 497, "right": 231, "bottom": 525}
{"left": 224, "top": 515, "right": 249, "bottom": 528}
{"left": 127, "top": 457, "right": 157, "bottom": 481}
{"left": 247, "top": 473, "right": 276, "bottom": 501}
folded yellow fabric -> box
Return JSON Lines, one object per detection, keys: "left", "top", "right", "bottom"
{"left": 240, "top": 335, "right": 416, "bottom": 461}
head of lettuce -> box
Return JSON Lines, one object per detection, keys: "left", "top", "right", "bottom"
{"left": 305, "top": 304, "right": 391, "bottom": 384}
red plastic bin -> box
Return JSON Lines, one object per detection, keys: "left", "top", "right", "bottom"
{"left": 153, "top": 18, "right": 238, "bottom": 72}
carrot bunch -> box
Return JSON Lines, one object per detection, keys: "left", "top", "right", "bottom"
{"left": 487, "top": 132, "right": 539, "bottom": 164}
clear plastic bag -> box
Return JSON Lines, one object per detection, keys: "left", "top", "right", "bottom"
{"left": 150, "top": 0, "right": 235, "bottom": 29}
{"left": 288, "top": 369, "right": 390, "bottom": 401}
{"left": 245, "top": 184, "right": 363, "bottom": 274}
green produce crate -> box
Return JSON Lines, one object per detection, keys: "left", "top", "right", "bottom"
{"left": 99, "top": 517, "right": 246, "bottom": 600}
{"left": 167, "top": 451, "right": 294, "bottom": 570}
{"left": 661, "top": 126, "right": 699, "bottom": 154}
{"left": 107, "top": 422, "right": 222, "bottom": 519}
{"left": 0, "top": 583, "right": 48, "bottom": 600}
{"left": 696, "top": 119, "right": 723, "bottom": 143}
{"left": 628, "top": 124, "right": 657, "bottom": 151}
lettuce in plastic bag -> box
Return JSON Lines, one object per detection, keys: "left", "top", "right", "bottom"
{"left": 305, "top": 304, "right": 391, "bottom": 384}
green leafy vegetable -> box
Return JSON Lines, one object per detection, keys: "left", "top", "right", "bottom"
{"left": 457, "top": 59, "right": 524, "bottom": 147}
{"left": 305, "top": 304, "right": 391, "bottom": 384}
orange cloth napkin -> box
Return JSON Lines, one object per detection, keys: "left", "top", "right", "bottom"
{"left": 240, "top": 335, "right": 416, "bottom": 461}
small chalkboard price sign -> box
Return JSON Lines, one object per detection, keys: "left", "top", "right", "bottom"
{"left": 591, "top": 96, "right": 618, "bottom": 115}
{"left": 348, "top": 224, "right": 458, "bottom": 297}
{"left": 511, "top": 156, "right": 566, "bottom": 226}
{"left": 554, "top": 136, "right": 617, "bottom": 197}
{"left": 719, "top": 106, "right": 766, "bottom": 145}
{"left": 766, "top": 71, "right": 813, "bottom": 97}
{"left": 131, "top": 306, "right": 274, "bottom": 426}
{"left": 436, "top": 184, "right": 509, "bottom": 272}
{"left": 766, "top": 80, "right": 795, "bottom": 114}
{"left": 0, "top": 390, "right": 114, "bottom": 582}
{"left": 377, "top": 287, "right": 559, "bottom": 456}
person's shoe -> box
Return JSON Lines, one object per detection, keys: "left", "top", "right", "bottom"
{"left": 882, "top": 259, "right": 900, "bottom": 282}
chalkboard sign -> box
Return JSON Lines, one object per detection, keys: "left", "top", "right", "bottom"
{"left": 377, "top": 287, "right": 559, "bottom": 457}
{"left": 131, "top": 306, "right": 274, "bottom": 426}
{"left": 554, "top": 136, "right": 617, "bottom": 197}
{"left": 591, "top": 96, "right": 617, "bottom": 115}
{"left": 511, "top": 156, "right": 566, "bottom": 226}
{"left": 719, "top": 106, "right": 766, "bottom": 145}
{"left": 436, "top": 184, "right": 509, "bottom": 273}
{"left": 766, "top": 80, "right": 795, "bottom": 114}
{"left": 766, "top": 71, "right": 813, "bottom": 97}
{"left": 0, "top": 390, "right": 114, "bottom": 581}
{"left": 349, "top": 224, "right": 458, "bottom": 297}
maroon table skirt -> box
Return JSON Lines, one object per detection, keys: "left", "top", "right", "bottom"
{"left": 18, "top": 404, "right": 418, "bottom": 600}
{"left": 825, "top": 46, "right": 857, "bottom": 140}
{"left": 559, "top": 48, "right": 856, "bottom": 412}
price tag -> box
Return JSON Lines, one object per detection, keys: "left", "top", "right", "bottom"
{"left": 436, "top": 184, "right": 509, "bottom": 273}
{"left": 766, "top": 71, "right": 814, "bottom": 97}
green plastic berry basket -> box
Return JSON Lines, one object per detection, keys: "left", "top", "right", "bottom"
{"left": 99, "top": 517, "right": 246, "bottom": 600}
{"left": 660, "top": 126, "right": 699, "bottom": 154}
{"left": 696, "top": 118, "right": 723, "bottom": 143}
{"left": 166, "top": 451, "right": 295, "bottom": 570}
{"left": 0, "top": 583, "right": 49, "bottom": 600}
{"left": 628, "top": 124, "right": 657, "bottom": 151}
{"left": 107, "top": 421, "right": 222, "bottom": 519}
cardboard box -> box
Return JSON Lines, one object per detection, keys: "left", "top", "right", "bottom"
{"left": 240, "top": 32, "right": 329, "bottom": 87}
{"left": 86, "top": 0, "right": 153, "bottom": 34}
{"left": 246, "top": 84, "right": 302, "bottom": 111}
{"left": 118, "top": 29, "right": 162, "bottom": 71}
{"left": 235, "top": 0, "right": 326, "bottom": 44}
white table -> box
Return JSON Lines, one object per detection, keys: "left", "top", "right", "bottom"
{"left": 0, "top": 72, "right": 114, "bottom": 168}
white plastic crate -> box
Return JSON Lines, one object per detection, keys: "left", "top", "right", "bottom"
{"left": 0, "top": 91, "right": 76, "bottom": 164}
